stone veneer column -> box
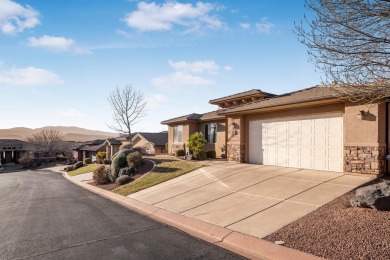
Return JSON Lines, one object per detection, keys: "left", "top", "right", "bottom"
{"left": 227, "top": 144, "right": 245, "bottom": 163}
{"left": 344, "top": 146, "right": 385, "bottom": 175}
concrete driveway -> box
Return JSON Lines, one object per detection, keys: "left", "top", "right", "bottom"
{"left": 129, "top": 162, "right": 374, "bottom": 238}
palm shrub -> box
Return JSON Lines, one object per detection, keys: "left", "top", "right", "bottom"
{"left": 110, "top": 149, "right": 133, "bottom": 180}
{"left": 93, "top": 166, "right": 110, "bottom": 185}
{"left": 127, "top": 151, "right": 143, "bottom": 168}
{"left": 187, "top": 132, "right": 207, "bottom": 160}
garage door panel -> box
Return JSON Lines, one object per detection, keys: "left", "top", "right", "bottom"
{"left": 248, "top": 113, "right": 343, "bottom": 172}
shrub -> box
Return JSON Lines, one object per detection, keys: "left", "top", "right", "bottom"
{"left": 111, "top": 149, "right": 134, "bottom": 180}
{"left": 93, "top": 166, "right": 110, "bottom": 185}
{"left": 187, "top": 132, "right": 207, "bottom": 153}
{"left": 74, "top": 161, "right": 84, "bottom": 169}
{"left": 119, "top": 142, "right": 133, "bottom": 151}
{"left": 127, "top": 151, "right": 143, "bottom": 168}
{"left": 194, "top": 150, "right": 207, "bottom": 160}
{"left": 206, "top": 150, "right": 216, "bottom": 159}
{"left": 115, "top": 175, "right": 133, "bottom": 186}
{"left": 65, "top": 165, "right": 75, "bottom": 172}
{"left": 175, "top": 149, "right": 185, "bottom": 157}
{"left": 97, "top": 151, "right": 106, "bottom": 159}
{"left": 18, "top": 153, "right": 32, "bottom": 168}
{"left": 84, "top": 158, "right": 92, "bottom": 165}
{"left": 103, "top": 158, "right": 111, "bottom": 165}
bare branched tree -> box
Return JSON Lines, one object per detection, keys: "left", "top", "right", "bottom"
{"left": 28, "top": 130, "right": 65, "bottom": 156}
{"left": 296, "top": 0, "right": 390, "bottom": 103}
{"left": 107, "top": 85, "right": 147, "bottom": 136}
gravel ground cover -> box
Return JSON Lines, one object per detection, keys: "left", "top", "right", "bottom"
{"left": 265, "top": 177, "right": 390, "bottom": 260}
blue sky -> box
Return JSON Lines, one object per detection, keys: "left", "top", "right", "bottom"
{"left": 0, "top": 0, "right": 321, "bottom": 133}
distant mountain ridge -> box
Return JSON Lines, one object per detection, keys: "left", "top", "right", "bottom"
{"left": 0, "top": 126, "right": 119, "bottom": 142}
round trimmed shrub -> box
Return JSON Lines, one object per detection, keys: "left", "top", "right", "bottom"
{"left": 206, "top": 150, "right": 216, "bottom": 159}
{"left": 115, "top": 175, "right": 133, "bottom": 186}
{"left": 93, "top": 166, "right": 110, "bottom": 185}
{"left": 127, "top": 151, "right": 143, "bottom": 168}
{"left": 110, "top": 149, "right": 134, "bottom": 180}
{"left": 119, "top": 142, "right": 134, "bottom": 151}
{"left": 74, "top": 161, "right": 84, "bottom": 169}
{"left": 175, "top": 149, "right": 185, "bottom": 157}
{"left": 194, "top": 150, "right": 207, "bottom": 160}
{"left": 84, "top": 157, "right": 92, "bottom": 165}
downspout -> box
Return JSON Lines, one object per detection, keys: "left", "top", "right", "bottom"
{"left": 386, "top": 100, "right": 389, "bottom": 176}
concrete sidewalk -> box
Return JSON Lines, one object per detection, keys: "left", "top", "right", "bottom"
{"left": 130, "top": 163, "right": 374, "bottom": 239}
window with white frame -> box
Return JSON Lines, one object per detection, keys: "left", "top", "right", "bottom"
{"left": 173, "top": 125, "right": 183, "bottom": 143}
{"left": 205, "top": 123, "right": 217, "bottom": 144}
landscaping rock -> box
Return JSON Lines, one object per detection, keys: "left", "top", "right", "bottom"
{"left": 185, "top": 154, "right": 193, "bottom": 161}
{"left": 350, "top": 181, "right": 390, "bottom": 211}
{"left": 119, "top": 167, "right": 133, "bottom": 177}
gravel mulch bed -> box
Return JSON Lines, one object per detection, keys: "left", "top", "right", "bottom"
{"left": 88, "top": 160, "right": 155, "bottom": 191}
{"left": 264, "top": 177, "right": 390, "bottom": 260}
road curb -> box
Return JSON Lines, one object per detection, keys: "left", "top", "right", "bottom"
{"left": 61, "top": 170, "right": 321, "bottom": 260}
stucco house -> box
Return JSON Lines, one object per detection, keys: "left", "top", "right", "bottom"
{"left": 73, "top": 139, "right": 106, "bottom": 162}
{"left": 162, "top": 86, "right": 390, "bottom": 176}
{"left": 130, "top": 132, "right": 168, "bottom": 154}
{"left": 0, "top": 139, "right": 35, "bottom": 164}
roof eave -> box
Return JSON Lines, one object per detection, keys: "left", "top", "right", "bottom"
{"left": 217, "top": 97, "right": 344, "bottom": 116}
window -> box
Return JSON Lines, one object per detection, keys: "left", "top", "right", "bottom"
{"left": 205, "top": 123, "right": 217, "bottom": 144}
{"left": 173, "top": 125, "right": 183, "bottom": 143}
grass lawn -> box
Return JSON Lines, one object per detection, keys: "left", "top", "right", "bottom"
{"left": 113, "top": 157, "right": 202, "bottom": 196}
{"left": 68, "top": 164, "right": 105, "bottom": 176}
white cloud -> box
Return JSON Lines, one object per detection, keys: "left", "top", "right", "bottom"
{"left": 239, "top": 23, "right": 250, "bottom": 29}
{"left": 224, "top": 66, "right": 233, "bottom": 72}
{"left": 146, "top": 93, "right": 168, "bottom": 108}
{"left": 0, "top": 0, "right": 40, "bottom": 35}
{"left": 256, "top": 17, "right": 274, "bottom": 34}
{"left": 123, "top": 1, "right": 224, "bottom": 32}
{"left": 0, "top": 66, "right": 62, "bottom": 86}
{"left": 151, "top": 71, "right": 214, "bottom": 87}
{"left": 168, "top": 60, "right": 219, "bottom": 74}
{"left": 27, "top": 35, "right": 75, "bottom": 52}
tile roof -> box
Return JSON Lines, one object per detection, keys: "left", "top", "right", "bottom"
{"left": 105, "top": 138, "right": 122, "bottom": 145}
{"left": 0, "top": 139, "right": 35, "bottom": 151}
{"left": 161, "top": 110, "right": 225, "bottom": 124}
{"left": 217, "top": 86, "right": 338, "bottom": 114}
{"left": 133, "top": 132, "right": 168, "bottom": 146}
{"left": 209, "top": 89, "right": 276, "bottom": 104}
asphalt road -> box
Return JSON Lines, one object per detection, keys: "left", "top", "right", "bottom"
{"left": 0, "top": 169, "right": 243, "bottom": 260}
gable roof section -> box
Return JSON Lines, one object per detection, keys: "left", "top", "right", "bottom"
{"left": 78, "top": 144, "right": 106, "bottom": 152}
{"left": 217, "top": 86, "right": 340, "bottom": 115}
{"left": 161, "top": 110, "right": 225, "bottom": 125}
{"left": 132, "top": 132, "right": 168, "bottom": 146}
{"left": 209, "top": 89, "right": 276, "bottom": 105}
{"left": 105, "top": 138, "right": 122, "bottom": 145}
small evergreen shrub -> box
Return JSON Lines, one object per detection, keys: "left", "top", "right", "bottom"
{"left": 206, "top": 150, "right": 216, "bottom": 159}
{"left": 175, "top": 149, "right": 185, "bottom": 157}
{"left": 93, "top": 166, "right": 110, "bottom": 185}
{"left": 111, "top": 149, "right": 133, "bottom": 180}
{"left": 194, "top": 150, "right": 207, "bottom": 160}
{"left": 65, "top": 165, "right": 75, "bottom": 172}
{"left": 74, "top": 161, "right": 84, "bottom": 169}
{"left": 127, "top": 151, "right": 143, "bottom": 168}
{"left": 103, "top": 158, "right": 111, "bottom": 165}
{"left": 84, "top": 158, "right": 92, "bottom": 165}
{"left": 115, "top": 175, "right": 133, "bottom": 186}
{"left": 119, "top": 142, "right": 133, "bottom": 151}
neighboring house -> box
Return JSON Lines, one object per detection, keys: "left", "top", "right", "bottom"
{"left": 104, "top": 138, "right": 122, "bottom": 160}
{"left": 0, "top": 139, "right": 35, "bottom": 164}
{"left": 73, "top": 139, "right": 106, "bottom": 162}
{"left": 162, "top": 86, "right": 390, "bottom": 176}
{"left": 130, "top": 132, "right": 168, "bottom": 154}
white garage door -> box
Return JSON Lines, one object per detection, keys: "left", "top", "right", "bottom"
{"left": 248, "top": 113, "right": 344, "bottom": 172}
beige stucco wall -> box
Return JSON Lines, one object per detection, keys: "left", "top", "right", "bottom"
{"left": 132, "top": 136, "right": 155, "bottom": 154}
{"left": 198, "top": 120, "right": 226, "bottom": 157}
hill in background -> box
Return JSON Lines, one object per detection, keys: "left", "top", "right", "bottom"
{"left": 0, "top": 126, "right": 119, "bottom": 142}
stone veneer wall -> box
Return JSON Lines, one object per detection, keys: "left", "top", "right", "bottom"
{"left": 344, "top": 146, "right": 385, "bottom": 175}
{"left": 170, "top": 144, "right": 185, "bottom": 155}
{"left": 227, "top": 144, "right": 245, "bottom": 163}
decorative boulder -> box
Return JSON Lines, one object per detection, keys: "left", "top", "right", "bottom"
{"left": 350, "top": 181, "right": 390, "bottom": 211}
{"left": 119, "top": 167, "right": 133, "bottom": 177}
